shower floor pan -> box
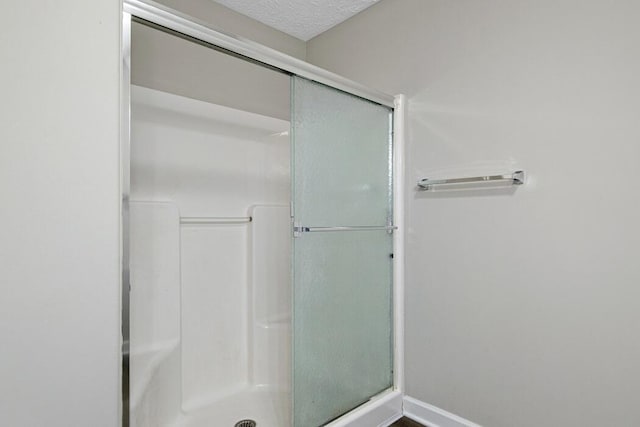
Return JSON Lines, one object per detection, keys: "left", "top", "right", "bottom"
{"left": 175, "top": 386, "right": 290, "bottom": 427}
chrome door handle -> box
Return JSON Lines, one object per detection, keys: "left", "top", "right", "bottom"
{"left": 293, "top": 224, "right": 397, "bottom": 237}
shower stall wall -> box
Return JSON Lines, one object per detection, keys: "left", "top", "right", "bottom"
{"left": 129, "top": 86, "right": 291, "bottom": 427}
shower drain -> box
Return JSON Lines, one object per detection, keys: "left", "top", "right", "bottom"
{"left": 234, "top": 420, "right": 256, "bottom": 427}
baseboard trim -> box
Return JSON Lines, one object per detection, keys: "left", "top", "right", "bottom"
{"left": 327, "top": 389, "right": 403, "bottom": 427}
{"left": 403, "top": 396, "right": 482, "bottom": 427}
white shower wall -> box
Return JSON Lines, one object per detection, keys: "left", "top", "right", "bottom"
{"left": 130, "top": 86, "right": 291, "bottom": 426}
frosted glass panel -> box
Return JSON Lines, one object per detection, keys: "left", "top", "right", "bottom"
{"left": 292, "top": 76, "right": 393, "bottom": 427}
{"left": 293, "top": 232, "right": 393, "bottom": 427}
{"left": 292, "top": 77, "right": 392, "bottom": 227}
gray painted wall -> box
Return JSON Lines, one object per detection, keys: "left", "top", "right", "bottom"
{"left": 308, "top": 1, "right": 640, "bottom": 426}
{"left": 0, "top": 1, "right": 121, "bottom": 426}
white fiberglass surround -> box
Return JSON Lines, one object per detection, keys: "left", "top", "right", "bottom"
{"left": 130, "top": 86, "right": 291, "bottom": 426}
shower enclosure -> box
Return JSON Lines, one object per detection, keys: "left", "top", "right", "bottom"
{"left": 122, "top": 1, "right": 405, "bottom": 426}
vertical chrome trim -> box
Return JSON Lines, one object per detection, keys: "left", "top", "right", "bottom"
{"left": 290, "top": 76, "right": 297, "bottom": 426}
{"left": 392, "top": 95, "right": 406, "bottom": 393}
{"left": 122, "top": 0, "right": 395, "bottom": 107}
{"left": 387, "top": 106, "right": 395, "bottom": 387}
{"left": 121, "top": 11, "right": 132, "bottom": 427}
{"left": 388, "top": 109, "right": 394, "bottom": 232}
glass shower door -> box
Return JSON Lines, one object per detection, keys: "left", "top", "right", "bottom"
{"left": 291, "top": 76, "right": 394, "bottom": 427}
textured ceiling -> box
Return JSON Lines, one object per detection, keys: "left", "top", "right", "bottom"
{"left": 211, "top": 0, "right": 381, "bottom": 41}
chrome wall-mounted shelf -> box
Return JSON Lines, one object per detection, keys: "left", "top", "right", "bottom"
{"left": 417, "top": 170, "right": 525, "bottom": 191}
